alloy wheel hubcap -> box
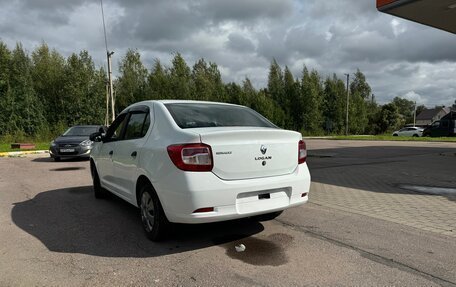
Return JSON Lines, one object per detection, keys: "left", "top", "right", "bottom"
{"left": 140, "top": 192, "right": 155, "bottom": 231}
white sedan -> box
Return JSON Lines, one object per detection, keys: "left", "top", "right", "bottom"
{"left": 89, "top": 100, "right": 311, "bottom": 241}
{"left": 392, "top": 127, "right": 424, "bottom": 137}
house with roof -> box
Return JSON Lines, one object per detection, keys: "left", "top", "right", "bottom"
{"left": 416, "top": 107, "right": 450, "bottom": 126}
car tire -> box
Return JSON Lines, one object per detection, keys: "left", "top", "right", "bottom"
{"left": 252, "top": 211, "right": 283, "bottom": 222}
{"left": 139, "top": 184, "right": 170, "bottom": 241}
{"left": 91, "top": 164, "right": 108, "bottom": 199}
{"left": 413, "top": 134, "right": 419, "bottom": 137}
{"left": 54, "top": 156, "right": 61, "bottom": 162}
{"left": 393, "top": 134, "right": 398, "bottom": 137}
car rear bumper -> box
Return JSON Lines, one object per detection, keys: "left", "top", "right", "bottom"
{"left": 154, "top": 163, "right": 311, "bottom": 224}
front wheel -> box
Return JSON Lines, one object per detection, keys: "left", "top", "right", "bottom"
{"left": 139, "top": 185, "right": 170, "bottom": 241}
{"left": 413, "top": 134, "right": 419, "bottom": 137}
{"left": 91, "top": 163, "right": 108, "bottom": 199}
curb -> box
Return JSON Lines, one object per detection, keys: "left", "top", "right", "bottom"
{"left": 0, "top": 150, "right": 49, "bottom": 158}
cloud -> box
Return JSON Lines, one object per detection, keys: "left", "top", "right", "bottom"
{"left": 226, "top": 33, "right": 255, "bottom": 52}
{"left": 201, "top": 0, "right": 293, "bottom": 22}
{"left": 0, "top": 0, "right": 455, "bottom": 107}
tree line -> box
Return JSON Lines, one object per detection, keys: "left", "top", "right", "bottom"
{"left": 0, "top": 41, "right": 434, "bottom": 141}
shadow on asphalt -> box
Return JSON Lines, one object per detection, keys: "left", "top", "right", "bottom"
{"left": 11, "top": 186, "right": 264, "bottom": 257}
{"left": 49, "top": 167, "right": 86, "bottom": 171}
{"left": 32, "top": 157, "right": 89, "bottom": 163}
{"left": 308, "top": 145, "right": 456, "bottom": 202}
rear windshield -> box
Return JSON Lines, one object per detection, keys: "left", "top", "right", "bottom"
{"left": 165, "top": 103, "right": 276, "bottom": 129}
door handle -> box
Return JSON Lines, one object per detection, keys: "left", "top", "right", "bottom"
{"left": 131, "top": 151, "right": 137, "bottom": 157}
{"left": 109, "top": 150, "right": 113, "bottom": 156}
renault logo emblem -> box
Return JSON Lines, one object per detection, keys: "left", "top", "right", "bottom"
{"left": 260, "top": 145, "right": 267, "bottom": 155}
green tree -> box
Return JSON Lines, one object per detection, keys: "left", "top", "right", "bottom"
{"left": 377, "top": 103, "right": 401, "bottom": 133}
{"left": 348, "top": 69, "right": 371, "bottom": 134}
{"left": 0, "top": 42, "right": 12, "bottom": 135}
{"left": 392, "top": 96, "right": 415, "bottom": 124}
{"left": 146, "top": 59, "right": 170, "bottom": 100}
{"left": 365, "top": 99, "right": 380, "bottom": 135}
{"left": 61, "top": 51, "right": 105, "bottom": 126}
{"left": 350, "top": 69, "right": 371, "bottom": 100}
{"left": 31, "top": 43, "right": 65, "bottom": 126}
{"left": 241, "top": 78, "right": 256, "bottom": 107}
{"left": 225, "top": 82, "right": 243, "bottom": 105}
{"left": 191, "top": 59, "right": 225, "bottom": 102}
{"left": 323, "top": 74, "right": 346, "bottom": 134}
{"left": 252, "top": 89, "right": 286, "bottom": 128}
{"left": 300, "top": 67, "right": 323, "bottom": 134}
{"left": 267, "top": 59, "right": 285, "bottom": 108}
{"left": 116, "top": 49, "right": 148, "bottom": 111}
{"left": 281, "top": 66, "right": 296, "bottom": 129}
{"left": 8, "top": 43, "right": 45, "bottom": 136}
{"left": 169, "top": 53, "right": 192, "bottom": 100}
{"left": 348, "top": 93, "right": 368, "bottom": 134}
{"left": 0, "top": 42, "right": 10, "bottom": 99}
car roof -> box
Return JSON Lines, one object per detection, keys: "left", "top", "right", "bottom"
{"left": 124, "top": 100, "right": 243, "bottom": 112}
{"left": 155, "top": 99, "right": 240, "bottom": 106}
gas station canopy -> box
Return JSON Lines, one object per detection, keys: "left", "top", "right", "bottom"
{"left": 377, "top": 0, "right": 456, "bottom": 34}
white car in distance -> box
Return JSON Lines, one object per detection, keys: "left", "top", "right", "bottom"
{"left": 392, "top": 126, "right": 423, "bottom": 137}
{"left": 90, "top": 100, "right": 311, "bottom": 241}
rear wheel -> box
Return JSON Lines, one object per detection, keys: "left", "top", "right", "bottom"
{"left": 252, "top": 211, "right": 283, "bottom": 222}
{"left": 139, "top": 184, "right": 170, "bottom": 241}
{"left": 413, "top": 134, "right": 419, "bottom": 137}
{"left": 393, "top": 134, "right": 398, "bottom": 137}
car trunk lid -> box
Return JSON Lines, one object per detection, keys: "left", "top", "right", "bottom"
{"left": 194, "top": 127, "right": 301, "bottom": 180}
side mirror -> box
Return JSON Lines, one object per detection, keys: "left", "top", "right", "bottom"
{"left": 89, "top": 132, "right": 101, "bottom": 142}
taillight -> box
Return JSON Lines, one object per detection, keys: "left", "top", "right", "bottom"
{"left": 298, "top": 140, "right": 307, "bottom": 164}
{"left": 167, "top": 143, "right": 213, "bottom": 172}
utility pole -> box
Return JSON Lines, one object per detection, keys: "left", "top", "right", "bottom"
{"left": 107, "top": 51, "right": 115, "bottom": 122}
{"left": 413, "top": 101, "right": 416, "bottom": 127}
{"left": 105, "top": 81, "right": 109, "bottom": 126}
{"left": 344, "top": 73, "right": 350, "bottom": 135}
{"left": 100, "top": 0, "right": 115, "bottom": 124}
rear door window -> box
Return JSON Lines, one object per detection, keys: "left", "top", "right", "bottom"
{"left": 124, "top": 112, "right": 150, "bottom": 140}
{"left": 165, "top": 103, "right": 276, "bottom": 129}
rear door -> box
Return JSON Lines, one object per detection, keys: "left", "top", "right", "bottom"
{"left": 111, "top": 106, "right": 152, "bottom": 200}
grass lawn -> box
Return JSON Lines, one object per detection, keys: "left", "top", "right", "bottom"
{"left": 0, "top": 142, "right": 50, "bottom": 153}
{"left": 329, "top": 135, "right": 456, "bottom": 142}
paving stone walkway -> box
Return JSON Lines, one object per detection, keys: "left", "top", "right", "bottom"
{"left": 307, "top": 141, "right": 456, "bottom": 237}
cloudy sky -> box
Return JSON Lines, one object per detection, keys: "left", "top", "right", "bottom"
{"left": 1, "top": 0, "right": 455, "bottom": 107}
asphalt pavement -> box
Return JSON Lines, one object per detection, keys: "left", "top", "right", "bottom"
{"left": 0, "top": 139, "right": 455, "bottom": 286}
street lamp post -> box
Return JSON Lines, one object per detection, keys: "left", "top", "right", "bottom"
{"left": 344, "top": 73, "right": 350, "bottom": 135}
{"left": 100, "top": 0, "right": 115, "bottom": 124}
{"left": 107, "top": 51, "right": 115, "bottom": 123}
